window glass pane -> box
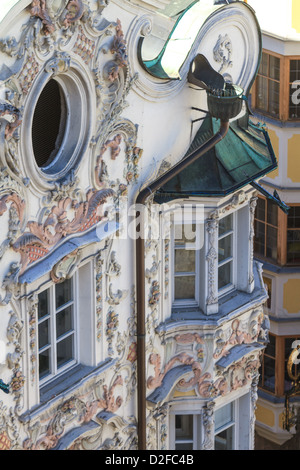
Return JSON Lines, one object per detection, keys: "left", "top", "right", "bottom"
{"left": 265, "top": 334, "right": 276, "bottom": 358}
{"left": 219, "top": 214, "right": 232, "bottom": 236}
{"left": 268, "top": 80, "right": 280, "bottom": 116}
{"left": 56, "top": 278, "right": 72, "bottom": 309}
{"left": 38, "top": 319, "right": 50, "bottom": 349}
{"left": 56, "top": 305, "right": 73, "bottom": 339}
{"left": 263, "top": 356, "right": 276, "bottom": 392}
{"left": 175, "top": 442, "right": 193, "bottom": 450}
{"left": 215, "top": 403, "right": 233, "bottom": 431}
{"left": 287, "top": 230, "right": 300, "bottom": 264}
{"left": 269, "top": 55, "right": 280, "bottom": 81}
{"left": 287, "top": 206, "right": 300, "bottom": 228}
{"left": 267, "top": 201, "right": 278, "bottom": 226}
{"left": 254, "top": 220, "right": 265, "bottom": 256}
{"left": 39, "top": 349, "right": 50, "bottom": 380}
{"left": 266, "top": 226, "right": 278, "bottom": 260}
{"left": 290, "top": 60, "right": 300, "bottom": 82}
{"left": 289, "top": 83, "right": 300, "bottom": 119}
{"left": 258, "top": 52, "right": 268, "bottom": 76}
{"left": 38, "top": 289, "right": 49, "bottom": 320}
{"left": 215, "top": 427, "right": 233, "bottom": 450}
{"left": 175, "top": 275, "right": 195, "bottom": 299}
{"left": 175, "top": 224, "right": 196, "bottom": 244}
{"left": 218, "top": 261, "right": 232, "bottom": 290}
{"left": 218, "top": 234, "right": 232, "bottom": 263}
{"left": 57, "top": 335, "right": 74, "bottom": 369}
{"left": 256, "top": 198, "right": 266, "bottom": 222}
{"left": 256, "top": 75, "right": 268, "bottom": 110}
{"left": 175, "top": 249, "right": 195, "bottom": 273}
{"left": 175, "top": 415, "right": 193, "bottom": 439}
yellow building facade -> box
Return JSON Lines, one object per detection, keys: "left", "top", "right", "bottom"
{"left": 248, "top": 0, "right": 300, "bottom": 448}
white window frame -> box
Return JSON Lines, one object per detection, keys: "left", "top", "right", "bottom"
{"left": 38, "top": 274, "right": 78, "bottom": 387}
{"left": 169, "top": 411, "right": 201, "bottom": 450}
{"left": 172, "top": 222, "right": 201, "bottom": 308}
{"left": 214, "top": 401, "right": 238, "bottom": 450}
{"left": 218, "top": 212, "right": 237, "bottom": 296}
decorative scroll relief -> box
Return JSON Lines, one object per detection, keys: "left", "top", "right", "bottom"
{"left": 147, "top": 308, "right": 269, "bottom": 405}
{"left": 213, "top": 33, "right": 233, "bottom": 75}
{"left": 12, "top": 187, "right": 114, "bottom": 274}
{"left": 22, "top": 373, "right": 126, "bottom": 450}
{"left": 213, "top": 309, "right": 268, "bottom": 361}
{"left": 0, "top": 1, "right": 142, "bottom": 194}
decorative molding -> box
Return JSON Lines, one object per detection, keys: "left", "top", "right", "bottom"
{"left": 50, "top": 249, "right": 82, "bottom": 283}
{"left": 213, "top": 311, "right": 266, "bottom": 361}
{"left": 22, "top": 370, "right": 128, "bottom": 450}
{"left": 213, "top": 33, "right": 233, "bottom": 75}
{"left": 248, "top": 196, "right": 257, "bottom": 287}
{"left": 205, "top": 217, "right": 218, "bottom": 309}
{"left": 202, "top": 401, "right": 215, "bottom": 450}
{"left": 13, "top": 188, "right": 114, "bottom": 273}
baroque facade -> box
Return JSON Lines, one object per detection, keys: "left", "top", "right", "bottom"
{"left": 0, "top": 0, "right": 275, "bottom": 450}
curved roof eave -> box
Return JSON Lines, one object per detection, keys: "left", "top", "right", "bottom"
{"left": 0, "top": 0, "right": 22, "bottom": 24}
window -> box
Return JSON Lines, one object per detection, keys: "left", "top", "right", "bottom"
{"left": 174, "top": 415, "right": 195, "bottom": 450}
{"left": 252, "top": 50, "right": 300, "bottom": 122}
{"left": 174, "top": 224, "right": 198, "bottom": 302}
{"left": 255, "top": 52, "right": 280, "bottom": 118}
{"left": 38, "top": 277, "right": 77, "bottom": 384}
{"left": 254, "top": 197, "right": 278, "bottom": 263}
{"left": 259, "top": 334, "right": 300, "bottom": 396}
{"left": 32, "top": 79, "right": 67, "bottom": 169}
{"left": 259, "top": 333, "right": 276, "bottom": 394}
{"left": 289, "top": 59, "right": 300, "bottom": 119}
{"left": 287, "top": 206, "right": 300, "bottom": 264}
{"left": 218, "top": 214, "right": 235, "bottom": 292}
{"left": 254, "top": 198, "right": 300, "bottom": 266}
{"left": 214, "top": 402, "right": 235, "bottom": 450}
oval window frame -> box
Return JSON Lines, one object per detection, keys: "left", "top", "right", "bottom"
{"left": 21, "top": 58, "right": 93, "bottom": 190}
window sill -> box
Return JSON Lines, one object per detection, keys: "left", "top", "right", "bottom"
{"left": 19, "top": 359, "right": 115, "bottom": 424}
{"left": 250, "top": 109, "right": 300, "bottom": 128}
{"left": 255, "top": 256, "right": 300, "bottom": 274}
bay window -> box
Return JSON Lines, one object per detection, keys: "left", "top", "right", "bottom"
{"left": 252, "top": 50, "right": 300, "bottom": 122}
{"left": 254, "top": 197, "right": 300, "bottom": 266}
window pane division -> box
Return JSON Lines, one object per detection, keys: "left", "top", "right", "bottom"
{"left": 256, "top": 52, "right": 280, "bottom": 118}
{"left": 175, "top": 415, "right": 194, "bottom": 450}
{"left": 38, "top": 277, "right": 76, "bottom": 383}
{"left": 218, "top": 214, "right": 233, "bottom": 291}
{"left": 259, "top": 334, "right": 276, "bottom": 393}
{"left": 287, "top": 206, "right": 300, "bottom": 264}
{"left": 174, "top": 224, "right": 197, "bottom": 301}
{"left": 289, "top": 59, "right": 300, "bottom": 119}
{"left": 214, "top": 403, "right": 235, "bottom": 450}
{"left": 254, "top": 197, "right": 278, "bottom": 262}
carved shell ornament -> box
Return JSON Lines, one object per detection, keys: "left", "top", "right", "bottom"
{"left": 213, "top": 33, "right": 233, "bottom": 77}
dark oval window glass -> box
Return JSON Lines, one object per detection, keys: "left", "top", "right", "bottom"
{"left": 32, "top": 79, "right": 67, "bottom": 169}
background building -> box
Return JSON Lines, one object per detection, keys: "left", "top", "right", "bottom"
{"left": 0, "top": 0, "right": 275, "bottom": 450}
{"left": 247, "top": 0, "right": 300, "bottom": 450}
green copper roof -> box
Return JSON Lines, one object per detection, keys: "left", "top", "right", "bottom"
{"left": 0, "top": 0, "right": 20, "bottom": 23}
{"left": 154, "top": 115, "right": 277, "bottom": 202}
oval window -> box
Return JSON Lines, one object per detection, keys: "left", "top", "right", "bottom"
{"left": 31, "top": 79, "right": 67, "bottom": 169}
